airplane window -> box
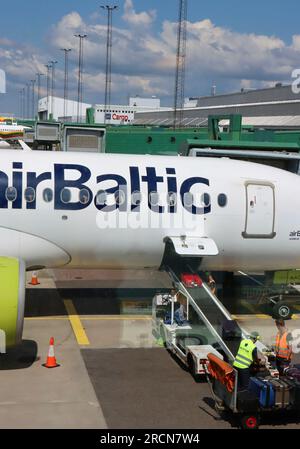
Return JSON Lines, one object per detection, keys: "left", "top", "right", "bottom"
{"left": 183, "top": 192, "right": 194, "bottom": 208}
{"left": 24, "top": 187, "right": 35, "bottom": 203}
{"left": 5, "top": 187, "right": 17, "bottom": 202}
{"left": 96, "top": 190, "right": 107, "bottom": 206}
{"left": 114, "top": 189, "right": 126, "bottom": 206}
{"left": 132, "top": 191, "right": 141, "bottom": 206}
{"left": 167, "top": 192, "right": 177, "bottom": 207}
{"left": 202, "top": 193, "right": 211, "bottom": 207}
{"left": 43, "top": 188, "right": 53, "bottom": 203}
{"left": 60, "top": 188, "right": 71, "bottom": 204}
{"left": 218, "top": 193, "right": 227, "bottom": 207}
{"left": 79, "top": 189, "right": 90, "bottom": 205}
{"left": 149, "top": 191, "right": 160, "bottom": 206}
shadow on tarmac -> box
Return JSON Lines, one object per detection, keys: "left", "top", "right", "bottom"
{"left": 25, "top": 287, "right": 161, "bottom": 317}
{"left": 0, "top": 340, "right": 39, "bottom": 370}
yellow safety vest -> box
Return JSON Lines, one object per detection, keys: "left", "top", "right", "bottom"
{"left": 233, "top": 339, "right": 256, "bottom": 369}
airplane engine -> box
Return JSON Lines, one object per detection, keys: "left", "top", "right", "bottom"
{"left": 0, "top": 257, "right": 25, "bottom": 350}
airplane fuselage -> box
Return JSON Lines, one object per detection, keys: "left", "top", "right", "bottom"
{"left": 0, "top": 149, "right": 299, "bottom": 272}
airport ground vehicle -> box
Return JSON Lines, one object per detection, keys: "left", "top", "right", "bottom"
{"left": 152, "top": 270, "right": 244, "bottom": 376}
{"left": 152, "top": 291, "right": 224, "bottom": 376}
{"left": 205, "top": 353, "right": 300, "bottom": 429}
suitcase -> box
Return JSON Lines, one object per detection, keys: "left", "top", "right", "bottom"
{"left": 284, "top": 366, "right": 300, "bottom": 381}
{"left": 249, "top": 377, "right": 275, "bottom": 408}
{"left": 281, "top": 377, "right": 300, "bottom": 408}
{"left": 237, "top": 389, "right": 260, "bottom": 413}
{"left": 221, "top": 318, "right": 242, "bottom": 341}
{"left": 267, "top": 378, "right": 291, "bottom": 408}
{"left": 180, "top": 273, "right": 202, "bottom": 288}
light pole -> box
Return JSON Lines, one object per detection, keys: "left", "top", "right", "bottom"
{"left": 49, "top": 60, "right": 58, "bottom": 119}
{"left": 26, "top": 82, "right": 31, "bottom": 119}
{"left": 19, "top": 89, "right": 23, "bottom": 118}
{"left": 74, "top": 34, "right": 87, "bottom": 122}
{"left": 60, "top": 48, "right": 72, "bottom": 119}
{"left": 21, "top": 87, "right": 25, "bottom": 119}
{"left": 30, "top": 79, "right": 36, "bottom": 119}
{"left": 45, "top": 64, "right": 51, "bottom": 119}
{"left": 36, "top": 72, "right": 44, "bottom": 119}
{"left": 100, "top": 5, "right": 118, "bottom": 123}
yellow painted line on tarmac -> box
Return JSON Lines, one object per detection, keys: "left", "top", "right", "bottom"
{"left": 233, "top": 314, "right": 271, "bottom": 320}
{"left": 63, "top": 300, "right": 90, "bottom": 346}
{"left": 25, "top": 317, "right": 68, "bottom": 320}
{"left": 254, "top": 314, "right": 271, "bottom": 319}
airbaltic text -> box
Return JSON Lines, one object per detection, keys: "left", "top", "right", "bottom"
{"left": 0, "top": 163, "right": 211, "bottom": 215}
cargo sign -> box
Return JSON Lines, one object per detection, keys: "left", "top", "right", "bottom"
{"left": 112, "top": 113, "right": 129, "bottom": 122}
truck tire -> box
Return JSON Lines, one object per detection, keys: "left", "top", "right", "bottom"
{"left": 187, "top": 354, "right": 197, "bottom": 378}
{"left": 272, "top": 302, "right": 292, "bottom": 320}
{"left": 240, "top": 414, "right": 259, "bottom": 430}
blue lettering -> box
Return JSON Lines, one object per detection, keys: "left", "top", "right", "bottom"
{"left": 180, "top": 177, "right": 210, "bottom": 215}
{"left": 54, "top": 164, "right": 92, "bottom": 210}
{"left": 95, "top": 174, "right": 127, "bottom": 212}
{"left": 141, "top": 167, "right": 164, "bottom": 213}
{"left": 27, "top": 171, "right": 52, "bottom": 209}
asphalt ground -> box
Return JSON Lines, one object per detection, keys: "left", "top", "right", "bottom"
{"left": 81, "top": 347, "right": 300, "bottom": 430}
{"left": 0, "top": 269, "right": 300, "bottom": 429}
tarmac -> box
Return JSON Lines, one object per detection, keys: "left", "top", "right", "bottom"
{"left": 0, "top": 268, "right": 299, "bottom": 429}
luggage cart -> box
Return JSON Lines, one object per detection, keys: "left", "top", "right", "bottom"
{"left": 203, "top": 361, "right": 261, "bottom": 429}
{"left": 204, "top": 357, "right": 300, "bottom": 429}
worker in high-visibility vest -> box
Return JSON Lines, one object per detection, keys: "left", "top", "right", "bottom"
{"left": 233, "top": 332, "right": 260, "bottom": 389}
{"left": 274, "top": 319, "right": 293, "bottom": 376}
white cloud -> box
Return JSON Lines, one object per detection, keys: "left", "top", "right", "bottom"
{"left": 2, "top": 1, "right": 300, "bottom": 111}
{"left": 122, "top": 0, "right": 156, "bottom": 27}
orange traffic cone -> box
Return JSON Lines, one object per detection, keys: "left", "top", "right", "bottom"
{"left": 43, "top": 337, "right": 60, "bottom": 368}
{"left": 29, "top": 271, "right": 40, "bottom": 285}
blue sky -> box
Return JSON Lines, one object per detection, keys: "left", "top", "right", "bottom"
{"left": 1, "top": 0, "right": 300, "bottom": 114}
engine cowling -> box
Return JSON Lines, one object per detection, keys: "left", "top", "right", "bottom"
{"left": 0, "top": 257, "right": 25, "bottom": 350}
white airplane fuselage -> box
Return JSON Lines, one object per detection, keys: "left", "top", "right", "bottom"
{"left": 0, "top": 149, "right": 299, "bottom": 272}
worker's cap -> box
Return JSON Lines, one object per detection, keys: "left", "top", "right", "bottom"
{"left": 249, "top": 331, "right": 260, "bottom": 340}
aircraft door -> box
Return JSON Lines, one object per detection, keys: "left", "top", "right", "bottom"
{"left": 242, "top": 182, "right": 276, "bottom": 239}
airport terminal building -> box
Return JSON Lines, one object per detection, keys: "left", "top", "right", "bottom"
{"left": 134, "top": 84, "right": 300, "bottom": 128}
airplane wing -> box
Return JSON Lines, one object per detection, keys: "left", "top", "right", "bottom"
{"left": 18, "top": 140, "right": 32, "bottom": 151}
